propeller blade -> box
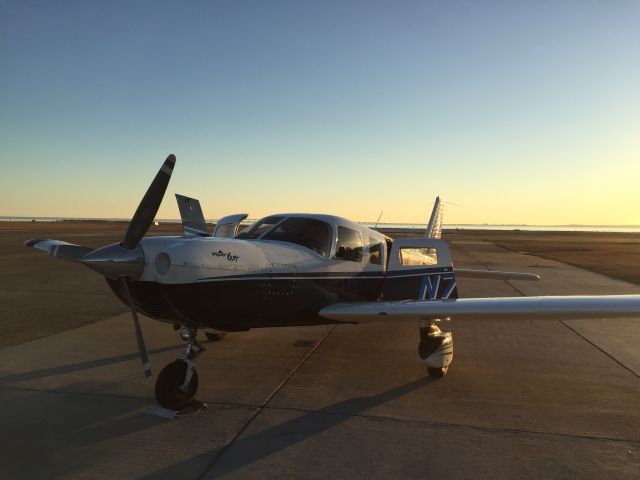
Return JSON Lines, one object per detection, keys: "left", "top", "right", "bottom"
{"left": 122, "top": 154, "right": 176, "bottom": 249}
{"left": 120, "top": 277, "right": 152, "bottom": 382}
{"left": 25, "top": 239, "right": 94, "bottom": 261}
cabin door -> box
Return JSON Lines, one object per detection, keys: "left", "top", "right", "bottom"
{"left": 383, "top": 238, "right": 458, "bottom": 301}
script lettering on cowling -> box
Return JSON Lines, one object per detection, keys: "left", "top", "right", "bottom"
{"left": 212, "top": 250, "right": 240, "bottom": 262}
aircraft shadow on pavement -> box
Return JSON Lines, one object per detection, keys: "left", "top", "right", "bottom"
{"left": 0, "top": 344, "right": 184, "bottom": 387}
{"left": 1, "top": 381, "right": 167, "bottom": 479}
{"left": 142, "top": 376, "right": 434, "bottom": 479}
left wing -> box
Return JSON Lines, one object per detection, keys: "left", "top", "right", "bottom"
{"left": 319, "top": 295, "right": 640, "bottom": 322}
{"left": 25, "top": 239, "right": 93, "bottom": 262}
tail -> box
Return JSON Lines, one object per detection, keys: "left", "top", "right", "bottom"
{"left": 175, "top": 194, "right": 209, "bottom": 237}
{"left": 425, "top": 196, "right": 444, "bottom": 239}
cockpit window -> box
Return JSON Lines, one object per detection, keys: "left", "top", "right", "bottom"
{"left": 335, "top": 226, "right": 363, "bottom": 262}
{"left": 236, "top": 216, "right": 284, "bottom": 239}
{"left": 262, "top": 217, "right": 332, "bottom": 257}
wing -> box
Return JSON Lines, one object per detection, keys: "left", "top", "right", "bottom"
{"left": 455, "top": 269, "right": 540, "bottom": 281}
{"left": 25, "top": 239, "right": 94, "bottom": 262}
{"left": 319, "top": 295, "right": 640, "bottom": 322}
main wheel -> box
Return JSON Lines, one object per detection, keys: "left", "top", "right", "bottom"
{"left": 205, "top": 332, "right": 226, "bottom": 342}
{"left": 428, "top": 366, "right": 449, "bottom": 378}
{"left": 155, "top": 360, "right": 199, "bottom": 410}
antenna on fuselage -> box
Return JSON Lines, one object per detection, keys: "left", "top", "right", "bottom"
{"left": 374, "top": 210, "right": 384, "bottom": 229}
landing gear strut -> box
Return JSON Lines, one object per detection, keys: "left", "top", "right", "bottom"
{"left": 155, "top": 327, "right": 203, "bottom": 410}
{"left": 418, "top": 319, "right": 453, "bottom": 378}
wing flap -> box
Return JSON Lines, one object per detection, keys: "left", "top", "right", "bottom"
{"left": 319, "top": 295, "right": 640, "bottom": 322}
{"left": 455, "top": 269, "right": 540, "bottom": 281}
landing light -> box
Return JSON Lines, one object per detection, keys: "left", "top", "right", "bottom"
{"left": 180, "top": 327, "right": 194, "bottom": 342}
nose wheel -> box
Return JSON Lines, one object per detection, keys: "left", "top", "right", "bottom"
{"left": 155, "top": 360, "right": 199, "bottom": 410}
{"left": 155, "top": 327, "right": 203, "bottom": 410}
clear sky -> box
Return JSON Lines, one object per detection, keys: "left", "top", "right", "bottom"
{"left": 1, "top": 1, "right": 639, "bottom": 225}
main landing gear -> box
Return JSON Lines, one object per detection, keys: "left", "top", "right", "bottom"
{"left": 155, "top": 327, "right": 203, "bottom": 410}
{"left": 418, "top": 319, "right": 453, "bottom": 378}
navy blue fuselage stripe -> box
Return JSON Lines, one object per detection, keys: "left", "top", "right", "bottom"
{"left": 197, "top": 266, "right": 451, "bottom": 282}
{"left": 386, "top": 266, "right": 451, "bottom": 277}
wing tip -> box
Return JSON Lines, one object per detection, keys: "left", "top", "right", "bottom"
{"left": 24, "top": 238, "right": 45, "bottom": 248}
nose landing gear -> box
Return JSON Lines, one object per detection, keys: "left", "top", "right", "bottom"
{"left": 155, "top": 327, "right": 203, "bottom": 410}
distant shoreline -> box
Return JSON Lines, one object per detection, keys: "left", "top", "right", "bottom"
{"left": 1, "top": 217, "right": 639, "bottom": 233}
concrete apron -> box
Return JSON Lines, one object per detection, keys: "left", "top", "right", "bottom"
{"left": 0, "top": 238, "right": 638, "bottom": 479}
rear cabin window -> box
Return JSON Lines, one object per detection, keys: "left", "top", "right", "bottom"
{"left": 399, "top": 247, "right": 438, "bottom": 266}
{"left": 262, "top": 218, "right": 332, "bottom": 257}
{"left": 336, "top": 227, "right": 363, "bottom": 262}
{"left": 368, "top": 238, "right": 383, "bottom": 265}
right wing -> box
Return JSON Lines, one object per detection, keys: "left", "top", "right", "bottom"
{"left": 319, "top": 295, "right": 640, "bottom": 322}
{"left": 455, "top": 269, "right": 540, "bottom": 282}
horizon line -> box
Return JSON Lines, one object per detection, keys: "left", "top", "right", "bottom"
{"left": 1, "top": 216, "right": 640, "bottom": 229}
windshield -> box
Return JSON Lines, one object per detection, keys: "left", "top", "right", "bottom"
{"left": 262, "top": 217, "right": 332, "bottom": 257}
{"left": 236, "top": 216, "right": 284, "bottom": 239}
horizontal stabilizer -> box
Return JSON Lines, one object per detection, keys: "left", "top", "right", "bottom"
{"left": 455, "top": 269, "right": 540, "bottom": 281}
{"left": 176, "top": 194, "right": 209, "bottom": 237}
{"left": 24, "top": 239, "right": 94, "bottom": 261}
{"left": 319, "top": 295, "right": 640, "bottom": 322}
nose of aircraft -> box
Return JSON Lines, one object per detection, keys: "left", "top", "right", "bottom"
{"left": 80, "top": 242, "right": 145, "bottom": 280}
{"left": 147, "top": 238, "right": 269, "bottom": 284}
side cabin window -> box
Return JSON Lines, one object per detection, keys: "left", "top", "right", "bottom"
{"left": 262, "top": 217, "right": 332, "bottom": 257}
{"left": 336, "top": 226, "right": 363, "bottom": 262}
{"left": 368, "top": 238, "right": 383, "bottom": 265}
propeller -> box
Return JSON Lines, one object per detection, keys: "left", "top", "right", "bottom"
{"left": 26, "top": 154, "right": 178, "bottom": 383}
{"left": 116, "top": 153, "right": 176, "bottom": 382}
{"left": 79, "top": 154, "right": 176, "bottom": 279}
{"left": 120, "top": 277, "right": 153, "bottom": 382}
{"left": 123, "top": 154, "right": 176, "bottom": 249}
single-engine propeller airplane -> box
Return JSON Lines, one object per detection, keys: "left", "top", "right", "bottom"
{"left": 26, "top": 155, "right": 640, "bottom": 410}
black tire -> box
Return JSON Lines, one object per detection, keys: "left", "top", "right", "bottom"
{"left": 427, "top": 366, "right": 448, "bottom": 378}
{"left": 205, "top": 332, "right": 226, "bottom": 342}
{"left": 155, "top": 360, "right": 199, "bottom": 410}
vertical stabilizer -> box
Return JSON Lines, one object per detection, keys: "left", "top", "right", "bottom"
{"left": 175, "top": 194, "right": 209, "bottom": 237}
{"left": 425, "top": 196, "right": 444, "bottom": 239}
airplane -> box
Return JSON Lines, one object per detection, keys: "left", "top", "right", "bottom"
{"left": 25, "top": 154, "right": 640, "bottom": 411}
